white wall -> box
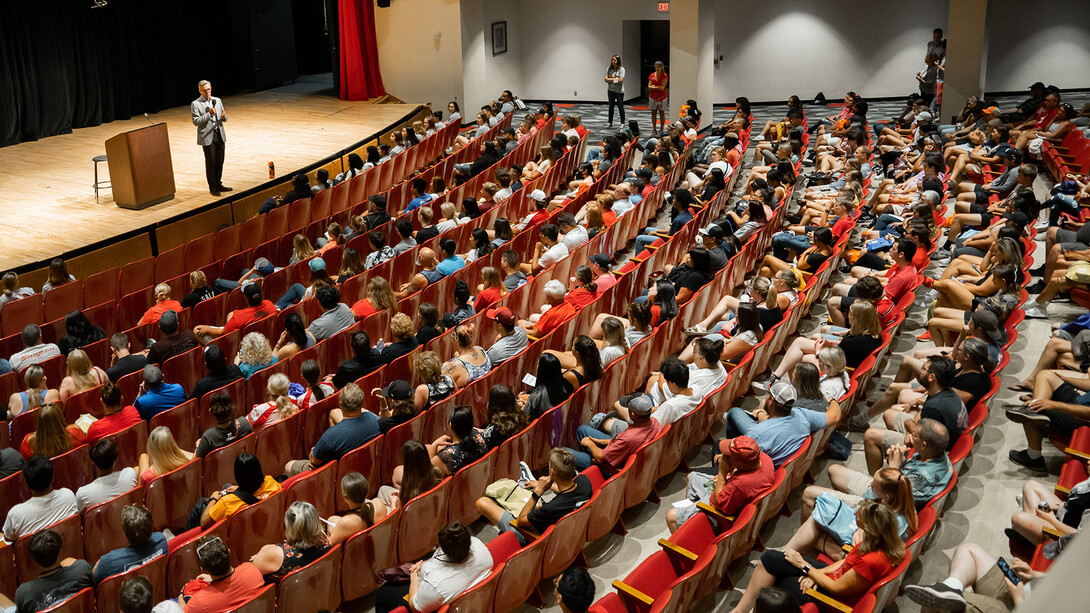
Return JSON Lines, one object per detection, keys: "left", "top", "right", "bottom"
{"left": 985, "top": 0, "right": 1090, "bottom": 92}
{"left": 374, "top": 0, "right": 463, "bottom": 109}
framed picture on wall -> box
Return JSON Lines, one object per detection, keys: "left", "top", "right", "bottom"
{"left": 492, "top": 21, "right": 507, "bottom": 56}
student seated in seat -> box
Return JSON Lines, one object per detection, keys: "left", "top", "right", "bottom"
{"left": 198, "top": 453, "right": 281, "bottom": 530}
{"left": 722, "top": 381, "right": 841, "bottom": 470}
{"left": 75, "top": 438, "right": 139, "bottom": 513}
{"left": 285, "top": 383, "right": 380, "bottom": 477}
{"left": 667, "top": 435, "right": 774, "bottom": 532}
{"left": 86, "top": 382, "right": 142, "bottom": 444}
{"left": 178, "top": 535, "right": 265, "bottom": 613}
{"left": 93, "top": 505, "right": 168, "bottom": 584}
{"left": 194, "top": 283, "right": 276, "bottom": 343}
{"left": 11, "top": 529, "right": 93, "bottom": 613}
{"left": 250, "top": 501, "right": 332, "bottom": 583}
{"left": 2, "top": 456, "right": 78, "bottom": 543}
{"left": 196, "top": 393, "right": 253, "bottom": 458}
{"left": 566, "top": 394, "right": 662, "bottom": 473}
{"left": 327, "top": 473, "right": 388, "bottom": 545}
{"left": 904, "top": 541, "right": 1040, "bottom": 613}
{"left": 373, "top": 521, "right": 492, "bottom": 613}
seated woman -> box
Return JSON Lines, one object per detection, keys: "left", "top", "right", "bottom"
{"left": 588, "top": 280, "right": 678, "bottom": 340}
{"left": 337, "top": 248, "right": 366, "bottom": 284}
{"left": 273, "top": 313, "right": 316, "bottom": 361}
{"left": 657, "top": 337, "right": 728, "bottom": 401}
{"left": 925, "top": 263, "right": 1018, "bottom": 312}
{"left": 661, "top": 248, "right": 714, "bottom": 304}
{"left": 521, "top": 353, "right": 575, "bottom": 420}
{"left": 372, "top": 379, "right": 417, "bottom": 434}
{"left": 622, "top": 302, "right": 654, "bottom": 348}
{"left": 42, "top": 257, "right": 77, "bottom": 293}
{"left": 0, "top": 271, "right": 35, "bottom": 312}
{"left": 138, "top": 283, "right": 183, "bottom": 326}
{"left": 522, "top": 144, "right": 556, "bottom": 181}
{"left": 488, "top": 217, "right": 514, "bottom": 248}
{"left": 57, "top": 348, "right": 108, "bottom": 403}
{"left": 351, "top": 277, "right": 398, "bottom": 321}
{"left": 727, "top": 197, "right": 770, "bottom": 243}
{"left": 728, "top": 500, "right": 905, "bottom": 613}
{"left": 593, "top": 316, "right": 629, "bottom": 367}
{"left": 564, "top": 266, "right": 599, "bottom": 310}
{"left": 413, "top": 351, "right": 455, "bottom": 412}
{"left": 442, "top": 324, "right": 493, "bottom": 388}
{"left": 481, "top": 384, "right": 530, "bottom": 449}
{"left": 376, "top": 440, "right": 444, "bottom": 510}
{"left": 544, "top": 335, "right": 604, "bottom": 390}
{"left": 759, "top": 227, "right": 835, "bottom": 281}
{"left": 821, "top": 301, "right": 884, "bottom": 367}
{"left": 276, "top": 257, "right": 335, "bottom": 310}
{"left": 464, "top": 228, "right": 495, "bottom": 264}
{"left": 251, "top": 501, "right": 331, "bottom": 582}
{"left": 429, "top": 405, "right": 487, "bottom": 479}
{"left": 327, "top": 472, "right": 388, "bottom": 545}
{"left": 688, "top": 272, "right": 797, "bottom": 336}
{"left": 939, "top": 236, "right": 1023, "bottom": 285}
{"left": 791, "top": 468, "right": 917, "bottom": 561}
{"left": 756, "top": 326, "right": 853, "bottom": 401}
{"left": 288, "top": 234, "right": 316, "bottom": 266}
{"left": 235, "top": 332, "right": 278, "bottom": 379}
{"left": 7, "top": 364, "right": 61, "bottom": 419}
{"left": 246, "top": 373, "right": 297, "bottom": 430}
{"left": 56, "top": 311, "right": 106, "bottom": 356}
{"left": 195, "top": 393, "right": 253, "bottom": 458}
{"left": 315, "top": 222, "right": 344, "bottom": 256}
{"left": 293, "top": 359, "right": 336, "bottom": 409}
{"left": 19, "top": 402, "right": 85, "bottom": 459}
{"left": 684, "top": 146, "right": 730, "bottom": 192}
{"left": 139, "top": 426, "right": 195, "bottom": 486}
{"left": 197, "top": 452, "right": 281, "bottom": 529}
{"left": 791, "top": 363, "right": 830, "bottom": 413}
{"left": 364, "top": 232, "right": 395, "bottom": 270}
{"left": 474, "top": 267, "right": 507, "bottom": 314}
{"left": 442, "top": 281, "right": 476, "bottom": 328}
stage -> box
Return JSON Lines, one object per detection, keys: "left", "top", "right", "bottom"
{"left": 0, "top": 74, "right": 419, "bottom": 273}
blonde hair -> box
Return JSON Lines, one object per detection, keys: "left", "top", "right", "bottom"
{"left": 481, "top": 267, "right": 502, "bottom": 290}
{"left": 23, "top": 364, "right": 47, "bottom": 411}
{"left": 415, "top": 351, "right": 443, "bottom": 384}
{"left": 749, "top": 276, "right": 777, "bottom": 309}
{"left": 293, "top": 234, "right": 314, "bottom": 262}
{"left": 390, "top": 313, "right": 413, "bottom": 341}
{"left": 147, "top": 426, "right": 190, "bottom": 476}
{"left": 267, "top": 373, "right": 295, "bottom": 419}
{"left": 30, "top": 403, "right": 74, "bottom": 458}
{"left": 817, "top": 346, "right": 847, "bottom": 377}
{"left": 849, "top": 301, "right": 882, "bottom": 337}
{"left": 284, "top": 501, "right": 325, "bottom": 549}
{"left": 855, "top": 500, "right": 907, "bottom": 565}
{"left": 154, "top": 283, "right": 172, "bottom": 302}
{"left": 440, "top": 202, "right": 456, "bottom": 220}
{"left": 872, "top": 468, "right": 918, "bottom": 535}
{"left": 65, "top": 349, "right": 98, "bottom": 393}
{"left": 239, "top": 332, "right": 275, "bottom": 367}
{"left": 367, "top": 277, "right": 397, "bottom": 312}
{"left": 189, "top": 270, "right": 208, "bottom": 290}
{"left": 600, "top": 317, "right": 629, "bottom": 354}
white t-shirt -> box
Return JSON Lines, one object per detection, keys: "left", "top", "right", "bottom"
{"left": 709, "top": 160, "right": 731, "bottom": 176}
{"left": 3, "top": 489, "right": 78, "bottom": 542}
{"left": 411, "top": 537, "right": 493, "bottom": 612}
{"left": 654, "top": 390, "right": 701, "bottom": 426}
{"left": 600, "top": 344, "right": 626, "bottom": 366}
{"left": 819, "top": 373, "right": 849, "bottom": 402}
{"left": 75, "top": 468, "right": 138, "bottom": 513}
{"left": 561, "top": 226, "right": 589, "bottom": 251}
{"left": 539, "top": 242, "right": 570, "bottom": 269}
{"left": 612, "top": 198, "right": 636, "bottom": 217}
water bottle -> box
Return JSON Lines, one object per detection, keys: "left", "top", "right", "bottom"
{"left": 376, "top": 338, "right": 385, "bottom": 351}
{"left": 268, "top": 161, "right": 275, "bottom": 179}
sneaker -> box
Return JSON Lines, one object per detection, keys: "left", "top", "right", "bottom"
{"left": 802, "top": 158, "right": 815, "bottom": 167}
{"left": 685, "top": 326, "right": 712, "bottom": 335}
{"left": 857, "top": 212, "right": 876, "bottom": 223}
{"left": 1005, "top": 406, "right": 1051, "bottom": 426}
{"left": 904, "top": 583, "right": 967, "bottom": 612}
{"left": 1023, "top": 304, "right": 1049, "bottom": 319}
{"left": 1025, "top": 280, "right": 1047, "bottom": 294}
{"left": 1034, "top": 221, "right": 1050, "bottom": 231}
{"left": 1054, "top": 292, "right": 1072, "bottom": 303}
{"left": 1009, "top": 449, "right": 1048, "bottom": 472}
{"left": 752, "top": 374, "right": 779, "bottom": 392}
{"left": 1029, "top": 265, "right": 1046, "bottom": 277}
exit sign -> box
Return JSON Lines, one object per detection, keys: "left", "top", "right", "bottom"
{"left": 658, "top": 2, "right": 669, "bottom": 11}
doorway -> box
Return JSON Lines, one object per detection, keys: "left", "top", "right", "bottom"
{"left": 638, "top": 20, "right": 670, "bottom": 101}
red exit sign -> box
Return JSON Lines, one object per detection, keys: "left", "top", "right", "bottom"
{"left": 658, "top": 2, "right": 669, "bottom": 11}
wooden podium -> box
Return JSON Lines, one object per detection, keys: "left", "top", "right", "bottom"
{"left": 105, "top": 123, "right": 176, "bottom": 210}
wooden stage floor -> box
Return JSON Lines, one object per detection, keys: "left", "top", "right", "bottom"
{"left": 0, "top": 75, "right": 417, "bottom": 272}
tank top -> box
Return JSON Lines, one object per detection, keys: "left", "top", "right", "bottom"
{"left": 17, "top": 389, "right": 48, "bottom": 413}
{"left": 426, "top": 375, "right": 456, "bottom": 404}
{"left": 455, "top": 349, "right": 493, "bottom": 382}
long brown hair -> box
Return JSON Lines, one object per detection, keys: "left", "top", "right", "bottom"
{"left": 65, "top": 349, "right": 99, "bottom": 393}
{"left": 855, "top": 499, "right": 907, "bottom": 565}
{"left": 30, "top": 403, "right": 75, "bottom": 458}
{"left": 367, "top": 277, "right": 397, "bottom": 312}
{"left": 23, "top": 364, "right": 48, "bottom": 411}
{"left": 398, "top": 440, "right": 441, "bottom": 503}
{"left": 871, "top": 468, "right": 918, "bottom": 535}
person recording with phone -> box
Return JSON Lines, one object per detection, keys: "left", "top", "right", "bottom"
{"left": 191, "top": 79, "right": 231, "bottom": 197}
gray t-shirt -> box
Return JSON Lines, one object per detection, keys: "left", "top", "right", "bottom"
{"left": 392, "top": 238, "right": 417, "bottom": 255}
{"left": 486, "top": 328, "right": 528, "bottom": 365}
{"left": 308, "top": 303, "right": 356, "bottom": 341}
{"left": 75, "top": 468, "right": 139, "bottom": 513}
{"left": 3, "top": 488, "right": 78, "bottom": 542}
{"left": 607, "top": 66, "right": 625, "bottom": 94}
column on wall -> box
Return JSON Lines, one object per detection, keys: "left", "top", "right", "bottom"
{"left": 669, "top": 0, "right": 716, "bottom": 131}
{"left": 942, "top": 0, "right": 988, "bottom": 122}
{"left": 460, "top": 0, "right": 490, "bottom": 114}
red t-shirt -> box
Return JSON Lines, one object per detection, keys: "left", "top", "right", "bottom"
{"left": 85, "top": 406, "right": 143, "bottom": 444}
{"left": 713, "top": 451, "right": 775, "bottom": 516}
{"left": 1033, "top": 106, "right": 1060, "bottom": 129}
{"left": 602, "top": 210, "right": 618, "bottom": 227}
{"left": 523, "top": 209, "right": 551, "bottom": 230}
{"left": 183, "top": 562, "right": 266, "bottom": 613}
{"left": 595, "top": 274, "right": 617, "bottom": 293}
{"left": 575, "top": 126, "right": 589, "bottom": 138}
{"left": 826, "top": 549, "right": 894, "bottom": 604}
{"left": 535, "top": 301, "right": 576, "bottom": 336}
{"left": 223, "top": 300, "right": 276, "bottom": 334}
{"left": 648, "top": 72, "right": 668, "bottom": 101}
{"left": 351, "top": 298, "right": 379, "bottom": 320}
{"left": 602, "top": 418, "right": 662, "bottom": 471}
{"left": 473, "top": 287, "right": 504, "bottom": 313}
{"left": 875, "top": 298, "right": 898, "bottom": 328}
{"left": 565, "top": 287, "right": 598, "bottom": 310}
{"left": 883, "top": 265, "right": 917, "bottom": 304}
{"left": 830, "top": 217, "right": 853, "bottom": 241}
{"left": 649, "top": 305, "right": 663, "bottom": 328}
{"left": 911, "top": 247, "right": 929, "bottom": 271}
{"left": 140, "top": 300, "right": 184, "bottom": 326}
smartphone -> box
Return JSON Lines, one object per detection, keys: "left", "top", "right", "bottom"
{"left": 996, "top": 557, "right": 1020, "bottom": 585}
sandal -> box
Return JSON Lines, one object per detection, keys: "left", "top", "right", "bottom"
{"left": 1007, "top": 383, "right": 1033, "bottom": 393}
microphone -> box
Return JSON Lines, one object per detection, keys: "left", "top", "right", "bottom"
{"left": 143, "top": 113, "right": 154, "bottom": 126}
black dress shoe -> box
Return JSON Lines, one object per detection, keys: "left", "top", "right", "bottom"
{"left": 210, "top": 190, "right": 221, "bottom": 197}
{"left": 217, "top": 185, "right": 233, "bottom": 192}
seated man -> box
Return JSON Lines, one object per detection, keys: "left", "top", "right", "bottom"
{"left": 392, "top": 218, "right": 417, "bottom": 255}
{"left": 12, "top": 529, "right": 92, "bottom": 613}
{"left": 194, "top": 283, "right": 275, "bottom": 342}
{"left": 308, "top": 286, "right": 355, "bottom": 342}
{"left": 146, "top": 310, "right": 198, "bottom": 366}
{"left": 435, "top": 238, "right": 467, "bottom": 276}
{"left": 92, "top": 505, "right": 167, "bottom": 583}
{"left": 722, "top": 381, "right": 841, "bottom": 469}
{"left": 2, "top": 456, "right": 78, "bottom": 542}
{"left": 567, "top": 394, "right": 662, "bottom": 473}
{"left": 8, "top": 324, "right": 61, "bottom": 374}
{"left": 395, "top": 247, "right": 445, "bottom": 300}
{"left": 904, "top": 541, "right": 1038, "bottom": 613}
{"left": 1006, "top": 367, "right": 1090, "bottom": 472}
{"left": 634, "top": 189, "right": 695, "bottom": 253}
{"left": 558, "top": 213, "right": 589, "bottom": 251}
{"left": 667, "top": 435, "right": 774, "bottom": 532}
{"left": 523, "top": 224, "right": 569, "bottom": 274}
{"left": 485, "top": 307, "right": 528, "bottom": 365}
{"left": 555, "top": 567, "right": 595, "bottom": 613}
{"left": 362, "top": 194, "right": 392, "bottom": 230}
{"left": 374, "top": 521, "right": 492, "bottom": 613}
{"left": 500, "top": 250, "right": 528, "bottom": 291}
{"left": 133, "top": 365, "right": 186, "bottom": 421}
{"left": 863, "top": 356, "right": 966, "bottom": 474}
{"left": 75, "top": 439, "right": 138, "bottom": 513}
{"left": 117, "top": 576, "right": 184, "bottom": 613}
{"left": 85, "top": 382, "right": 142, "bottom": 444}
{"left": 330, "top": 332, "right": 380, "bottom": 389}
{"left": 518, "top": 281, "right": 576, "bottom": 338}
{"left": 195, "top": 393, "right": 253, "bottom": 458}
{"left": 187, "top": 345, "right": 244, "bottom": 402}
{"left": 516, "top": 189, "right": 552, "bottom": 231}
{"left": 178, "top": 535, "right": 264, "bottom": 612}
{"left": 594, "top": 357, "right": 699, "bottom": 434}
{"left": 402, "top": 179, "right": 433, "bottom": 215}
{"left": 105, "top": 333, "right": 148, "bottom": 382}
{"left": 285, "top": 383, "right": 379, "bottom": 476}
{"left": 475, "top": 448, "right": 592, "bottom": 545}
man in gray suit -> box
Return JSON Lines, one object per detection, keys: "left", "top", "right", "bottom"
{"left": 191, "top": 80, "right": 231, "bottom": 197}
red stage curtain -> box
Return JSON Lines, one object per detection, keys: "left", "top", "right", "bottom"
{"left": 338, "top": 0, "right": 386, "bottom": 100}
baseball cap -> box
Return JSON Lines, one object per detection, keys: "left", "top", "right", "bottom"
{"left": 159, "top": 309, "right": 178, "bottom": 330}
{"left": 619, "top": 393, "right": 655, "bottom": 417}
{"left": 589, "top": 254, "right": 611, "bottom": 269}
{"left": 485, "top": 307, "right": 516, "bottom": 327}
{"left": 529, "top": 189, "right": 547, "bottom": 202}
{"left": 915, "top": 111, "right": 933, "bottom": 123}
{"left": 242, "top": 283, "right": 262, "bottom": 300}
{"left": 769, "top": 380, "right": 798, "bottom": 406}
{"left": 253, "top": 257, "right": 275, "bottom": 276}
{"left": 970, "top": 310, "right": 1003, "bottom": 343}
{"left": 982, "top": 106, "right": 1000, "bottom": 114}
{"left": 380, "top": 379, "right": 413, "bottom": 400}
{"left": 1004, "top": 211, "right": 1030, "bottom": 226}
{"left": 309, "top": 257, "right": 326, "bottom": 273}
{"left": 717, "top": 436, "right": 762, "bottom": 471}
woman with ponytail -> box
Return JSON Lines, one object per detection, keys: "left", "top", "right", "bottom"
{"left": 246, "top": 373, "right": 297, "bottom": 430}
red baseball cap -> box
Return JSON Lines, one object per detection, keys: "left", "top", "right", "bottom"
{"left": 486, "top": 307, "right": 516, "bottom": 327}
{"left": 718, "top": 436, "right": 762, "bottom": 471}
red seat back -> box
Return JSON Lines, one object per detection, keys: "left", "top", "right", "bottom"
{"left": 446, "top": 449, "right": 497, "bottom": 526}
{"left": 254, "top": 410, "right": 306, "bottom": 479}
{"left": 162, "top": 347, "right": 204, "bottom": 398}
{"left": 155, "top": 246, "right": 186, "bottom": 284}
{"left": 275, "top": 544, "right": 342, "bottom": 612}
{"left": 82, "top": 268, "right": 119, "bottom": 309}
{"left": 341, "top": 508, "right": 399, "bottom": 601}
{"left": 149, "top": 399, "right": 200, "bottom": 455}
{"left": 540, "top": 495, "right": 594, "bottom": 579}
{"left": 165, "top": 521, "right": 228, "bottom": 595}
{"left": 2, "top": 294, "right": 43, "bottom": 337}
{"left": 104, "top": 420, "right": 149, "bottom": 472}
{"left": 282, "top": 461, "right": 338, "bottom": 518}
{"left": 227, "top": 491, "right": 285, "bottom": 566}
{"left": 0, "top": 472, "right": 31, "bottom": 530}
{"left": 43, "top": 281, "right": 84, "bottom": 323}
{"left": 396, "top": 478, "right": 450, "bottom": 563}
{"left": 185, "top": 234, "right": 216, "bottom": 271}
{"left": 14, "top": 514, "right": 82, "bottom": 583}
{"left": 50, "top": 444, "right": 94, "bottom": 493}
{"left": 145, "top": 458, "right": 202, "bottom": 533}
{"left": 493, "top": 525, "right": 549, "bottom": 612}
{"left": 334, "top": 438, "right": 382, "bottom": 513}
{"left": 198, "top": 378, "right": 246, "bottom": 431}
{"left": 95, "top": 550, "right": 167, "bottom": 613}
{"left": 202, "top": 434, "right": 256, "bottom": 497}
{"left": 62, "top": 385, "right": 104, "bottom": 422}
{"left": 38, "top": 587, "right": 95, "bottom": 613}
{"left": 227, "top": 583, "right": 277, "bottom": 613}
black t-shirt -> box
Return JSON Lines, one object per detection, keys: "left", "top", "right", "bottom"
{"left": 106, "top": 353, "right": 148, "bottom": 383}
{"left": 147, "top": 330, "right": 199, "bottom": 365}
{"left": 804, "top": 252, "right": 830, "bottom": 271}
{"left": 669, "top": 266, "right": 713, "bottom": 293}
{"left": 195, "top": 418, "right": 254, "bottom": 458}
{"left": 953, "top": 371, "right": 990, "bottom": 408}
{"left": 416, "top": 325, "right": 441, "bottom": 347}
{"left": 527, "top": 474, "right": 593, "bottom": 533}
{"left": 708, "top": 246, "right": 728, "bottom": 271}
{"left": 15, "top": 560, "right": 93, "bottom": 613}
{"left": 375, "top": 338, "right": 420, "bottom": 367}
{"left": 416, "top": 225, "right": 440, "bottom": 244}
{"left": 378, "top": 412, "right": 415, "bottom": 435}
{"left": 189, "top": 365, "right": 245, "bottom": 401}
{"left": 757, "top": 306, "right": 782, "bottom": 334}
{"left": 57, "top": 327, "right": 106, "bottom": 356}
{"left": 332, "top": 355, "right": 381, "bottom": 389}
{"left": 363, "top": 211, "right": 392, "bottom": 230}
{"left": 921, "top": 388, "right": 969, "bottom": 448}
{"left": 181, "top": 286, "right": 219, "bottom": 310}
{"left": 839, "top": 334, "right": 882, "bottom": 369}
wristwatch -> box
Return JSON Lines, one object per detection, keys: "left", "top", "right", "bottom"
{"left": 801, "top": 564, "right": 812, "bottom": 575}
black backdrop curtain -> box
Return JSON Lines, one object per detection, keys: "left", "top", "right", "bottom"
{"left": 0, "top": 0, "right": 250, "bottom": 147}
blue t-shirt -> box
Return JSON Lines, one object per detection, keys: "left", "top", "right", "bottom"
{"left": 134, "top": 384, "right": 187, "bottom": 420}
{"left": 436, "top": 256, "right": 467, "bottom": 276}
{"left": 745, "top": 408, "right": 828, "bottom": 468}
{"left": 405, "top": 194, "right": 433, "bottom": 213}
{"left": 93, "top": 532, "right": 168, "bottom": 583}
{"left": 311, "top": 412, "right": 381, "bottom": 463}
{"left": 669, "top": 209, "right": 694, "bottom": 235}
